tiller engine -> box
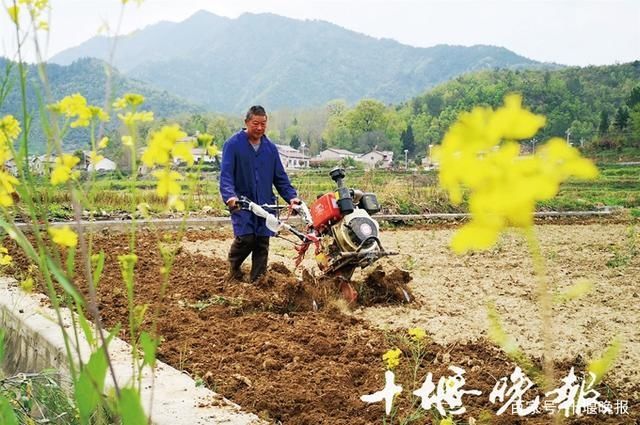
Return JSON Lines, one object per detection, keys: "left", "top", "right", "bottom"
{"left": 237, "top": 167, "right": 398, "bottom": 302}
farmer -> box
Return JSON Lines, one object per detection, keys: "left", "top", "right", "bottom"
{"left": 219, "top": 105, "right": 300, "bottom": 282}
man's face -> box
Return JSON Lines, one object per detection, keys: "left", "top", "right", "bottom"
{"left": 245, "top": 114, "right": 267, "bottom": 141}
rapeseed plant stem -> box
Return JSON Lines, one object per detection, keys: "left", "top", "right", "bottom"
{"left": 524, "top": 227, "right": 555, "bottom": 393}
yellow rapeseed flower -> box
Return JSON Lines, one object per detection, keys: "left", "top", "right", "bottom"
{"left": 50, "top": 94, "right": 106, "bottom": 128}
{"left": 112, "top": 98, "right": 127, "bottom": 110}
{"left": 152, "top": 169, "right": 183, "bottom": 197}
{"left": 48, "top": 226, "right": 78, "bottom": 248}
{"left": 89, "top": 106, "right": 109, "bottom": 122}
{"left": 433, "top": 94, "right": 598, "bottom": 254}
{"left": 121, "top": 135, "right": 134, "bottom": 146}
{"left": 408, "top": 327, "right": 427, "bottom": 342}
{"left": 113, "top": 93, "right": 145, "bottom": 110}
{"left": 125, "top": 93, "right": 144, "bottom": 106}
{"left": 171, "top": 140, "right": 195, "bottom": 166}
{"left": 51, "top": 154, "right": 80, "bottom": 185}
{"left": 0, "top": 246, "right": 12, "bottom": 265}
{"left": 0, "top": 115, "right": 21, "bottom": 145}
{"left": 207, "top": 144, "right": 220, "bottom": 157}
{"left": 197, "top": 133, "right": 214, "bottom": 145}
{"left": 0, "top": 147, "right": 12, "bottom": 164}
{"left": 439, "top": 418, "right": 454, "bottom": 425}
{"left": 382, "top": 348, "right": 402, "bottom": 370}
{"left": 12, "top": 0, "right": 48, "bottom": 24}
{"left": 20, "top": 277, "right": 34, "bottom": 292}
{"left": 98, "top": 136, "right": 109, "bottom": 149}
{"left": 0, "top": 171, "right": 20, "bottom": 207}
{"left": 117, "top": 111, "right": 154, "bottom": 126}
{"left": 89, "top": 151, "right": 104, "bottom": 165}
{"left": 167, "top": 195, "right": 185, "bottom": 211}
{"left": 117, "top": 253, "right": 138, "bottom": 268}
{"left": 18, "top": 0, "right": 48, "bottom": 10}
{"left": 141, "top": 125, "right": 187, "bottom": 167}
{"left": 7, "top": 5, "right": 19, "bottom": 24}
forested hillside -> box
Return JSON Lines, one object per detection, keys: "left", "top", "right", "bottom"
{"left": 0, "top": 57, "right": 202, "bottom": 153}
{"left": 406, "top": 62, "right": 640, "bottom": 150}
{"left": 4, "top": 57, "right": 636, "bottom": 161}
{"left": 315, "top": 62, "right": 640, "bottom": 162}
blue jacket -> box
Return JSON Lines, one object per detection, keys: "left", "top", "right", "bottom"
{"left": 219, "top": 131, "right": 298, "bottom": 237}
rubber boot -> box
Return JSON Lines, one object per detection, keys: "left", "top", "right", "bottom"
{"left": 227, "top": 235, "right": 255, "bottom": 281}
{"left": 250, "top": 236, "right": 270, "bottom": 282}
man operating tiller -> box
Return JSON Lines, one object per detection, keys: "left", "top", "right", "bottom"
{"left": 219, "top": 105, "right": 300, "bottom": 282}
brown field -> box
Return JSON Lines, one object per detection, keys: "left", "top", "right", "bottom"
{"left": 8, "top": 220, "right": 639, "bottom": 424}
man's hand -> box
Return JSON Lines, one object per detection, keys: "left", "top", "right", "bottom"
{"left": 288, "top": 197, "right": 302, "bottom": 215}
{"left": 226, "top": 197, "right": 239, "bottom": 210}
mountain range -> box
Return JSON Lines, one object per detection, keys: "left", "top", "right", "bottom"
{"left": 51, "top": 11, "right": 553, "bottom": 113}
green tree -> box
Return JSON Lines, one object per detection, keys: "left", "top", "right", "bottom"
{"left": 345, "top": 99, "right": 389, "bottom": 151}
{"left": 290, "top": 134, "right": 301, "bottom": 149}
{"left": 627, "top": 85, "right": 640, "bottom": 109}
{"left": 347, "top": 100, "right": 388, "bottom": 134}
{"left": 614, "top": 106, "right": 630, "bottom": 131}
{"left": 206, "top": 116, "right": 233, "bottom": 146}
{"left": 425, "top": 94, "right": 444, "bottom": 116}
{"left": 599, "top": 111, "right": 610, "bottom": 135}
{"left": 629, "top": 105, "right": 640, "bottom": 147}
{"left": 410, "top": 112, "right": 432, "bottom": 153}
{"left": 401, "top": 124, "right": 416, "bottom": 156}
{"left": 185, "top": 113, "right": 206, "bottom": 134}
{"left": 568, "top": 120, "right": 595, "bottom": 147}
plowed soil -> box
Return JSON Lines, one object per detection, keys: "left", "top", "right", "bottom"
{"left": 6, "top": 220, "right": 640, "bottom": 424}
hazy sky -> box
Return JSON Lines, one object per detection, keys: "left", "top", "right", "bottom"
{"left": 1, "top": 0, "right": 639, "bottom": 66}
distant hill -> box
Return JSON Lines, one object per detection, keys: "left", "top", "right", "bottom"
{"left": 0, "top": 57, "right": 202, "bottom": 153}
{"left": 399, "top": 61, "right": 640, "bottom": 157}
{"left": 51, "top": 11, "right": 552, "bottom": 113}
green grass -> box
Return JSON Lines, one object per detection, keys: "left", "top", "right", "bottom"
{"left": 0, "top": 371, "right": 79, "bottom": 424}
{"left": 28, "top": 164, "right": 640, "bottom": 216}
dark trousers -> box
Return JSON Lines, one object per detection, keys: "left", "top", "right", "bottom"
{"left": 228, "top": 235, "right": 270, "bottom": 282}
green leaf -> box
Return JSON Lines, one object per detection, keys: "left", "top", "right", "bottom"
{"left": 66, "top": 245, "right": 77, "bottom": 279}
{"left": 93, "top": 251, "right": 106, "bottom": 288}
{"left": 119, "top": 387, "right": 147, "bottom": 425}
{"left": 554, "top": 279, "right": 594, "bottom": 303}
{"left": 74, "top": 346, "right": 109, "bottom": 425}
{"left": 0, "top": 329, "right": 5, "bottom": 362}
{"left": 139, "top": 331, "right": 157, "bottom": 367}
{"left": 0, "top": 396, "right": 18, "bottom": 425}
{"left": 587, "top": 336, "right": 622, "bottom": 386}
{"left": 106, "top": 323, "right": 122, "bottom": 346}
{"left": 46, "top": 256, "right": 84, "bottom": 306}
{"left": 77, "top": 306, "right": 95, "bottom": 347}
{"left": 0, "top": 220, "right": 38, "bottom": 263}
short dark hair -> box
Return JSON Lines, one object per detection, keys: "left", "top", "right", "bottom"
{"left": 245, "top": 105, "right": 267, "bottom": 121}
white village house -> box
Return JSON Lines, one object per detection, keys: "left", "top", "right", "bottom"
{"left": 356, "top": 149, "right": 394, "bottom": 169}
{"left": 28, "top": 154, "right": 57, "bottom": 175}
{"left": 274, "top": 144, "right": 309, "bottom": 169}
{"left": 313, "top": 148, "right": 358, "bottom": 162}
{"left": 79, "top": 150, "right": 117, "bottom": 172}
{"left": 87, "top": 157, "right": 117, "bottom": 172}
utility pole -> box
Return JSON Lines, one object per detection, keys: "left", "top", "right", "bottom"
{"left": 404, "top": 149, "right": 408, "bottom": 170}
{"left": 566, "top": 129, "right": 572, "bottom": 146}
